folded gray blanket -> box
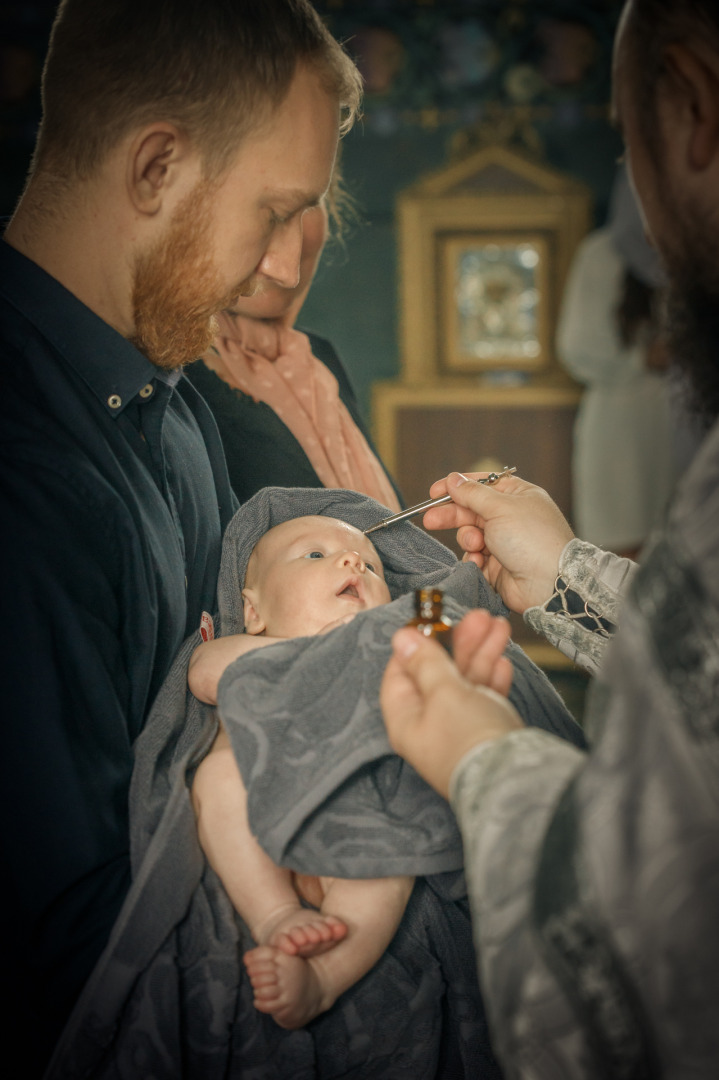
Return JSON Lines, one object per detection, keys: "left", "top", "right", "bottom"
{"left": 45, "top": 487, "right": 583, "bottom": 1080}
{"left": 217, "top": 487, "right": 585, "bottom": 879}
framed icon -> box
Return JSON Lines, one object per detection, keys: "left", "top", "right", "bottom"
{"left": 396, "top": 143, "right": 592, "bottom": 383}
{"left": 441, "top": 233, "right": 550, "bottom": 372}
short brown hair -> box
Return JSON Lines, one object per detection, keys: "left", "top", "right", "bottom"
{"left": 35, "top": 0, "right": 362, "bottom": 180}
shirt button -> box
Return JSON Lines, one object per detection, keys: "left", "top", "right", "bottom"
{"left": 139, "top": 383, "right": 154, "bottom": 399}
{"left": 107, "top": 394, "right": 122, "bottom": 409}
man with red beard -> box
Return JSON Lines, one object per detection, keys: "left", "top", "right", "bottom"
{"left": 0, "top": 0, "right": 360, "bottom": 1071}
{"left": 381, "top": 1, "right": 719, "bottom": 1076}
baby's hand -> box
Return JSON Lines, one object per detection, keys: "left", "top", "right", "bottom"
{"left": 317, "top": 613, "right": 358, "bottom": 635}
{"left": 452, "top": 609, "right": 513, "bottom": 697}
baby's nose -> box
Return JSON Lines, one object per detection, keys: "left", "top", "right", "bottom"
{"left": 341, "top": 550, "right": 365, "bottom": 571}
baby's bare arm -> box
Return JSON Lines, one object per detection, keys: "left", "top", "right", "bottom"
{"left": 189, "top": 633, "right": 281, "bottom": 704}
{"left": 189, "top": 613, "right": 361, "bottom": 705}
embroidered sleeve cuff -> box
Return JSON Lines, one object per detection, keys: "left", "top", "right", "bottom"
{"left": 523, "top": 540, "right": 637, "bottom": 673}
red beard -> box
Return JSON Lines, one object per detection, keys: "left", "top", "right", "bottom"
{"left": 130, "top": 184, "right": 255, "bottom": 369}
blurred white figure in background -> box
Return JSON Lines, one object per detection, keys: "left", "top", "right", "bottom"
{"left": 557, "top": 165, "right": 698, "bottom": 558}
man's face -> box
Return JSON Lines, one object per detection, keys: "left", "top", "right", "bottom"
{"left": 229, "top": 201, "right": 329, "bottom": 323}
{"left": 131, "top": 63, "right": 339, "bottom": 368}
{"left": 243, "top": 515, "right": 392, "bottom": 638}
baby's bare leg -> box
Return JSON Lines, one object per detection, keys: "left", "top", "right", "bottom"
{"left": 192, "top": 726, "right": 346, "bottom": 954}
{"left": 244, "top": 875, "right": 414, "bottom": 1029}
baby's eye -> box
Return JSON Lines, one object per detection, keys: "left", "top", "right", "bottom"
{"left": 366, "top": 561, "right": 377, "bottom": 574}
{"left": 304, "top": 550, "right": 325, "bottom": 560}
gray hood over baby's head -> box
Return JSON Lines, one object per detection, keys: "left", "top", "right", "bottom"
{"left": 217, "top": 486, "right": 463, "bottom": 635}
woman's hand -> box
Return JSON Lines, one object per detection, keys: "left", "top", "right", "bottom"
{"left": 380, "top": 610, "right": 523, "bottom": 800}
{"left": 422, "top": 472, "right": 574, "bottom": 614}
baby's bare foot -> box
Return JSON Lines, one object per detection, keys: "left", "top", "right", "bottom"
{"left": 263, "top": 908, "right": 346, "bottom": 958}
{"left": 244, "top": 945, "right": 334, "bottom": 1029}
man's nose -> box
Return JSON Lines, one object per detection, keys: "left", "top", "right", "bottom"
{"left": 255, "top": 216, "right": 304, "bottom": 290}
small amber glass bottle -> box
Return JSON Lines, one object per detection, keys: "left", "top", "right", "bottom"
{"left": 406, "top": 588, "right": 454, "bottom": 653}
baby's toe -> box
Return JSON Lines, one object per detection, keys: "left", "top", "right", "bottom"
{"left": 324, "top": 916, "right": 347, "bottom": 940}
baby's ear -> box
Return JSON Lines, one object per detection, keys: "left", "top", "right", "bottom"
{"left": 242, "top": 589, "right": 266, "bottom": 636}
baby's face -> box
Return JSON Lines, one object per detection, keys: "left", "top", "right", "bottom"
{"left": 243, "top": 515, "right": 391, "bottom": 638}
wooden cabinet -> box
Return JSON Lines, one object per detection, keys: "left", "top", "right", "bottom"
{"left": 373, "top": 381, "right": 579, "bottom": 522}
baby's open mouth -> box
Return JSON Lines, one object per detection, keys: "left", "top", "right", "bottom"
{"left": 339, "top": 582, "right": 360, "bottom": 599}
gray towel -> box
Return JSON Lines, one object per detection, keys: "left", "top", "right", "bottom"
{"left": 217, "top": 487, "right": 584, "bottom": 878}
{"left": 45, "top": 487, "right": 583, "bottom": 1080}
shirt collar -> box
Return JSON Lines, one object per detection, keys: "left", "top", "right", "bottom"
{"left": 0, "top": 238, "right": 181, "bottom": 416}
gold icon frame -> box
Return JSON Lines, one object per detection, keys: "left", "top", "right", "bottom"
{"left": 396, "top": 144, "right": 592, "bottom": 381}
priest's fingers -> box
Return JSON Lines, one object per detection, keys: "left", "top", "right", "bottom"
{"left": 381, "top": 628, "right": 522, "bottom": 799}
{"left": 452, "top": 610, "right": 513, "bottom": 696}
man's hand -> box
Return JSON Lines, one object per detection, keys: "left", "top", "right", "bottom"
{"left": 422, "top": 471, "right": 574, "bottom": 614}
{"left": 452, "top": 608, "right": 513, "bottom": 696}
{"left": 380, "top": 611, "right": 523, "bottom": 800}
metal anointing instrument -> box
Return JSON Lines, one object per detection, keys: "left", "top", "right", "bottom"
{"left": 364, "top": 466, "right": 517, "bottom": 535}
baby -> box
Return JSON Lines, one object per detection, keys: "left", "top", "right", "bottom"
{"left": 189, "top": 514, "right": 511, "bottom": 1029}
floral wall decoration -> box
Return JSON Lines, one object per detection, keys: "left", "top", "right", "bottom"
{"left": 318, "top": 0, "right": 622, "bottom": 139}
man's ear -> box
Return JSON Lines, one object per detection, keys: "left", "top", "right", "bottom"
{"left": 126, "top": 125, "right": 194, "bottom": 216}
{"left": 242, "top": 589, "right": 266, "bottom": 636}
{"left": 663, "top": 42, "right": 719, "bottom": 172}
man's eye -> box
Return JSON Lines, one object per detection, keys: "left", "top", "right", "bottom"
{"left": 304, "top": 551, "right": 324, "bottom": 560}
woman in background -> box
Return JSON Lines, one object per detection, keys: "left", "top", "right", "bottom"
{"left": 185, "top": 190, "right": 402, "bottom": 511}
{"left": 557, "top": 165, "right": 677, "bottom": 558}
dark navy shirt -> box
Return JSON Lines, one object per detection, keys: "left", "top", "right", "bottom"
{"left": 0, "top": 239, "right": 236, "bottom": 1066}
